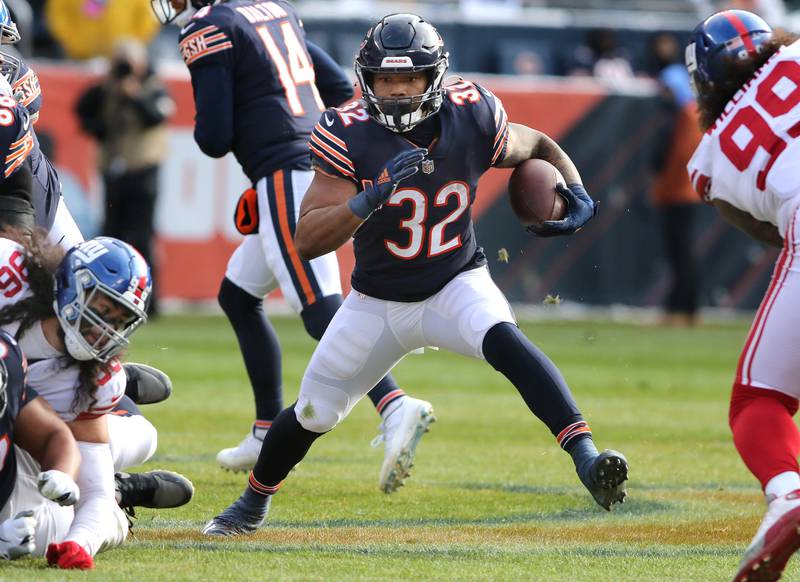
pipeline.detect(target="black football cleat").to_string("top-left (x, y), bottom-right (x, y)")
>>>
top-left (115, 470), bottom-right (194, 510)
top-left (202, 495), bottom-right (271, 537)
top-left (579, 449), bottom-right (628, 511)
top-left (124, 363), bottom-right (172, 405)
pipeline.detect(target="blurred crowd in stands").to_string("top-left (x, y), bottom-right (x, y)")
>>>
top-left (1, 0), bottom-right (795, 61)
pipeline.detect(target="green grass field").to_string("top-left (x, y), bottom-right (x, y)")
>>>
top-left (4, 314), bottom-right (796, 581)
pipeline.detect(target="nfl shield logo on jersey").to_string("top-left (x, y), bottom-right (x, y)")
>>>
top-left (421, 159), bottom-right (435, 174)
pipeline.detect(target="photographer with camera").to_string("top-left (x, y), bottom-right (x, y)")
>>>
top-left (75, 38), bottom-right (174, 316)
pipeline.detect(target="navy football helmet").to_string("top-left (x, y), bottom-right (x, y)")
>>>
top-left (150, 0), bottom-right (219, 26)
top-left (686, 9), bottom-right (772, 96)
top-left (355, 14), bottom-right (449, 133)
top-left (54, 238), bottom-right (151, 363)
top-left (0, 1), bottom-right (19, 44)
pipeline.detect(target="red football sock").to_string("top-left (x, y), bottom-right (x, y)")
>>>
top-left (730, 383), bottom-right (800, 491)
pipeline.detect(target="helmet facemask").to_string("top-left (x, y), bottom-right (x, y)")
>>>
top-left (56, 268), bottom-right (147, 363)
top-left (0, 51), bottom-right (20, 87)
top-left (356, 57), bottom-right (448, 133)
top-left (0, 22), bottom-right (18, 44)
top-left (150, 0), bottom-right (216, 26)
top-left (0, 1), bottom-right (18, 44)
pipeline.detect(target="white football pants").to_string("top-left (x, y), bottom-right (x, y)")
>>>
top-left (46, 196), bottom-right (84, 251)
top-left (294, 266), bottom-right (516, 433)
top-left (0, 447), bottom-right (73, 556)
top-left (225, 169), bottom-right (342, 312)
top-left (736, 202), bottom-right (800, 398)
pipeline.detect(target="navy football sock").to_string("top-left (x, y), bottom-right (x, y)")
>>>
top-left (366, 376), bottom-right (405, 412)
top-left (251, 405), bottom-right (324, 489)
top-left (482, 322), bottom-right (591, 454)
top-left (218, 277), bottom-right (283, 421)
top-left (569, 434), bottom-right (600, 483)
top-left (300, 294), bottom-right (405, 413)
top-left (300, 294), bottom-right (343, 340)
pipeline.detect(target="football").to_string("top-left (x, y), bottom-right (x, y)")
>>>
top-left (508, 159), bottom-right (567, 228)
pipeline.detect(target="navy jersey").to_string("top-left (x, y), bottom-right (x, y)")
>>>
top-left (0, 96), bottom-right (34, 184)
top-left (25, 140), bottom-right (59, 231)
top-left (0, 55), bottom-right (58, 231)
top-left (17, 58), bottom-right (59, 231)
top-left (311, 81), bottom-right (510, 302)
top-left (0, 330), bottom-right (36, 509)
top-left (0, 53), bottom-right (43, 125)
top-left (179, 0), bottom-right (328, 183)
top-left (0, 89), bottom-right (57, 231)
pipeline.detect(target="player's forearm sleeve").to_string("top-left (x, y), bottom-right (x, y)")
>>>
top-left (65, 442), bottom-right (128, 557)
top-left (307, 41), bottom-right (354, 108)
top-left (191, 64), bottom-right (234, 158)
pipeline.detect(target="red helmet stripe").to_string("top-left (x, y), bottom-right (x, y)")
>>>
top-left (134, 275), bottom-right (147, 299)
top-left (723, 10), bottom-right (758, 56)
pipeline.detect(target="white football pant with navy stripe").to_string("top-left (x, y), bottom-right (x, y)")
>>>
top-left (225, 168), bottom-right (342, 312)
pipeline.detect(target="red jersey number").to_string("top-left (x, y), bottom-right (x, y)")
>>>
top-left (0, 250), bottom-right (27, 298)
top-left (719, 61), bottom-right (800, 190)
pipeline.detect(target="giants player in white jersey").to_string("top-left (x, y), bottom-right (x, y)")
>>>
top-left (0, 235), bottom-right (193, 569)
top-left (687, 10), bottom-right (800, 581)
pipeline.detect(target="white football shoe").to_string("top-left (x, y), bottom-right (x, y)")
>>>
top-left (372, 397), bottom-right (435, 494)
top-left (733, 489), bottom-right (800, 582)
top-left (216, 432), bottom-right (263, 473)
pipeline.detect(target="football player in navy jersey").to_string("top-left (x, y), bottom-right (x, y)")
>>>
top-left (0, 329), bottom-right (81, 561)
top-left (203, 13), bottom-right (629, 537)
top-left (0, 87), bottom-right (38, 231)
top-left (152, 0), bottom-right (435, 487)
top-left (0, 0), bottom-right (84, 249)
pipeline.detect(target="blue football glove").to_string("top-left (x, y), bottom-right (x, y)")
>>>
top-left (347, 148), bottom-right (428, 219)
top-left (527, 183), bottom-right (599, 237)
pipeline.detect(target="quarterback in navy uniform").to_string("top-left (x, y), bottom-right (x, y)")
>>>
top-left (0, 0), bottom-right (84, 248)
top-left (152, 0), bottom-right (435, 488)
top-left (0, 329), bottom-right (81, 561)
top-left (203, 14), bottom-right (629, 536)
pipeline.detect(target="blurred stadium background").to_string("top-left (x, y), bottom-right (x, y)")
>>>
top-left (6, 3), bottom-right (800, 580)
top-left (13, 0), bottom-right (798, 316)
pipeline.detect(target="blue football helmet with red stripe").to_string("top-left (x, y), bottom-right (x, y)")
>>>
top-left (0, 1), bottom-right (18, 44)
top-left (686, 9), bottom-right (772, 95)
top-left (54, 237), bottom-right (151, 363)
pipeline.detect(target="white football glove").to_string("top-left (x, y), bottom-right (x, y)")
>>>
top-left (0, 511), bottom-right (36, 560)
top-left (37, 470), bottom-right (79, 506)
